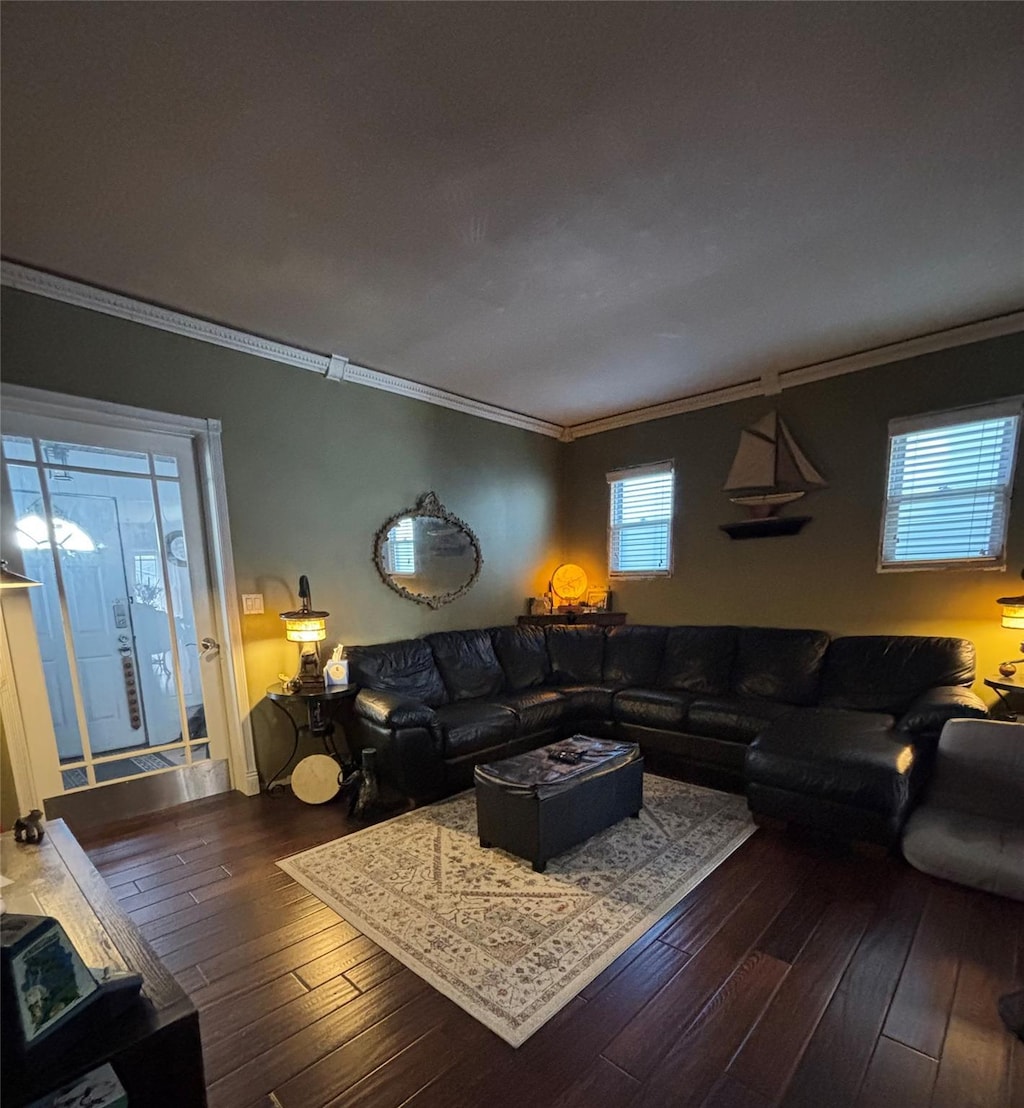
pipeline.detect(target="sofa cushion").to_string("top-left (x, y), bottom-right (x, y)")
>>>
top-left (732, 627), bottom-right (830, 706)
top-left (426, 629), bottom-right (505, 702)
top-left (491, 625), bottom-right (550, 689)
top-left (820, 635), bottom-right (976, 714)
top-left (346, 638), bottom-right (448, 707)
top-left (613, 688), bottom-right (692, 729)
top-left (687, 696), bottom-right (794, 743)
top-left (658, 626), bottom-right (737, 695)
top-left (746, 708), bottom-right (912, 815)
top-left (494, 689), bottom-right (568, 732)
top-left (558, 685), bottom-right (617, 719)
top-left (434, 701), bottom-right (518, 758)
top-left (603, 625), bottom-right (668, 686)
top-left (547, 625), bottom-right (605, 685)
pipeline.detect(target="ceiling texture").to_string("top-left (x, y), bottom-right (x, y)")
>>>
top-left (2, 2), bottom-right (1022, 430)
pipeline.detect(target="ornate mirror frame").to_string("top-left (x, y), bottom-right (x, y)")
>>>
top-left (372, 491), bottom-right (483, 609)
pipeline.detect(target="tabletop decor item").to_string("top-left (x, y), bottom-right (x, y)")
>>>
top-left (549, 562), bottom-right (588, 610)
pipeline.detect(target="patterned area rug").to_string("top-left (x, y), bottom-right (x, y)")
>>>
top-left (278, 774), bottom-right (755, 1046)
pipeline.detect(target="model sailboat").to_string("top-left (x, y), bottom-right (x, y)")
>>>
top-left (720, 411), bottom-right (827, 539)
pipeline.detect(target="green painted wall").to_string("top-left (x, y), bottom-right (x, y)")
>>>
top-left (0, 288), bottom-right (563, 781)
top-left (561, 331), bottom-right (1024, 700)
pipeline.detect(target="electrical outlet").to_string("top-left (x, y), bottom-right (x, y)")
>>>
top-left (241, 594), bottom-right (264, 615)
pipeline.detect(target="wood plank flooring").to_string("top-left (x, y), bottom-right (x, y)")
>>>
top-left (75, 786), bottom-right (1023, 1108)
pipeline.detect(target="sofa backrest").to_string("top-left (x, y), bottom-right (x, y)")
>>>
top-left (731, 627), bottom-right (831, 705)
top-left (426, 629), bottom-right (505, 702)
top-left (491, 625), bottom-right (550, 689)
top-left (603, 625), bottom-right (668, 686)
top-left (546, 624), bottom-right (605, 685)
top-left (820, 635), bottom-right (975, 713)
top-left (345, 638), bottom-right (449, 707)
top-left (658, 626), bottom-right (737, 694)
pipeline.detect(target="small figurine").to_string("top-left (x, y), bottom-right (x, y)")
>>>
top-left (14, 809), bottom-right (45, 844)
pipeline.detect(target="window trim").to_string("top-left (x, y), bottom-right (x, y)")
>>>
top-left (607, 460), bottom-right (675, 579)
top-left (877, 397), bottom-right (1022, 573)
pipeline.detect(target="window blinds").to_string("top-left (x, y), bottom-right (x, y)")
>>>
top-left (608, 464), bottom-right (674, 574)
top-left (880, 405), bottom-right (1021, 569)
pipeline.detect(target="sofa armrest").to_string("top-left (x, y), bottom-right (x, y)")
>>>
top-left (355, 689), bottom-right (437, 729)
top-left (897, 686), bottom-right (988, 734)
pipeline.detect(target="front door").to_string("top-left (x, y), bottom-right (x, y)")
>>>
top-left (2, 413), bottom-right (232, 801)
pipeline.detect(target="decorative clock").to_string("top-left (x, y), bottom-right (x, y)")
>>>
top-left (550, 563), bottom-right (588, 606)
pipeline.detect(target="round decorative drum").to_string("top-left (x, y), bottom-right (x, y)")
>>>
top-left (290, 754), bottom-right (342, 804)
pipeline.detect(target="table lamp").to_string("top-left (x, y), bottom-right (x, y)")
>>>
top-left (997, 579), bottom-right (1024, 677)
top-left (280, 575), bottom-right (329, 691)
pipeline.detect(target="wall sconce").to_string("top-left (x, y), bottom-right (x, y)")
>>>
top-left (280, 575), bottom-right (329, 691)
top-left (997, 587), bottom-right (1024, 678)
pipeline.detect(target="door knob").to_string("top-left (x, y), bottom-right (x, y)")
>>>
top-left (198, 637), bottom-right (220, 659)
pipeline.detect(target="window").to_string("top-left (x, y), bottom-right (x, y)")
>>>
top-left (879, 399), bottom-right (1021, 571)
top-left (608, 461), bottom-right (674, 575)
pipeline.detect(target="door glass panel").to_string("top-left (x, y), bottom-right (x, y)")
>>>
top-left (6, 463), bottom-right (86, 762)
top-left (158, 479), bottom-right (208, 740)
top-left (154, 455), bottom-right (179, 477)
top-left (61, 767), bottom-right (90, 790)
top-left (2, 436), bottom-right (36, 461)
top-left (94, 751), bottom-right (180, 784)
top-left (39, 440), bottom-right (150, 475)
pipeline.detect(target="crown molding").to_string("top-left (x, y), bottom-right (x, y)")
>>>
top-left (4, 261), bottom-right (1021, 444)
top-left (336, 361), bottom-right (563, 437)
top-left (564, 308), bottom-right (1024, 440)
top-left (0, 261), bottom-right (563, 440)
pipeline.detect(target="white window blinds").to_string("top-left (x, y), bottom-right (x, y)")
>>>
top-left (386, 517), bottom-right (416, 575)
top-left (607, 462), bottom-right (674, 575)
top-left (879, 400), bottom-right (1021, 570)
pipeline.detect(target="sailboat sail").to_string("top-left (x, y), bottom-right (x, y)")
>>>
top-left (723, 411), bottom-right (826, 510)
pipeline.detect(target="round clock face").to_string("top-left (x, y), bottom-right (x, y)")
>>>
top-left (551, 562), bottom-right (588, 602)
top-left (166, 530), bottom-right (188, 567)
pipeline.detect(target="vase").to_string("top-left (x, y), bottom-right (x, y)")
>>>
top-left (352, 747), bottom-right (379, 818)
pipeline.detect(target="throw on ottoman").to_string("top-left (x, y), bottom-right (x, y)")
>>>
top-left (474, 736), bottom-right (643, 871)
top-left (745, 708), bottom-right (923, 847)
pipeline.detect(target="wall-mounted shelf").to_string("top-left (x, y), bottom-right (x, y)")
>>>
top-left (719, 517), bottom-right (811, 540)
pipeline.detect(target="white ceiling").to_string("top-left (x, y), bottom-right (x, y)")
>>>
top-left (2, 3), bottom-right (1022, 427)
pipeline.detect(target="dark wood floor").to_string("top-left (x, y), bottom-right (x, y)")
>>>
top-left (76, 786), bottom-right (1023, 1108)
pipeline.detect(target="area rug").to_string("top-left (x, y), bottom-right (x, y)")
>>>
top-left (277, 774), bottom-right (755, 1046)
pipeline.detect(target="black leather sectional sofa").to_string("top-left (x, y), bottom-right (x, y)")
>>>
top-left (345, 623), bottom-right (988, 845)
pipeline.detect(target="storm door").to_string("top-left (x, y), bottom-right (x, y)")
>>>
top-left (1, 414), bottom-right (231, 802)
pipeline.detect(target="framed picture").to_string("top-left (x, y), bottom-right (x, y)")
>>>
top-left (586, 588), bottom-right (610, 611)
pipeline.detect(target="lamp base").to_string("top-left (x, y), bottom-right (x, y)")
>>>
top-left (293, 649), bottom-right (325, 692)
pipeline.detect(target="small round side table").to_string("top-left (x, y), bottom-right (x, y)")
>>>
top-left (983, 674), bottom-right (1023, 721)
top-left (263, 682), bottom-right (358, 797)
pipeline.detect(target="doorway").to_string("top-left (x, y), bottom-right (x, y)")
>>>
top-left (1, 388), bottom-right (256, 826)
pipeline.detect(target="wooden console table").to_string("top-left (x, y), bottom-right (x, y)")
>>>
top-left (517, 612), bottom-right (626, 627)
top-left (1, 820), bottom-right (207, 1107)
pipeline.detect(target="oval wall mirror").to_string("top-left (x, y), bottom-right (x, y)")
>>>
top-left (373, 492), bottom-right (483, 609)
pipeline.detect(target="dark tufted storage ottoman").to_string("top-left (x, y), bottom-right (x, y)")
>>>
top-left (745, 708), bottom-right (925, 847)
top-left (474, 736), bottom-right (643, 871)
